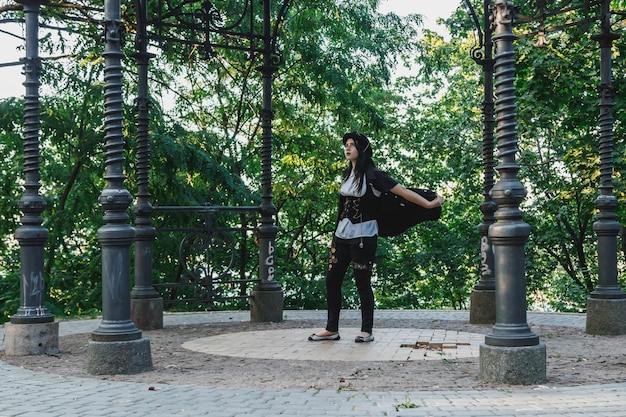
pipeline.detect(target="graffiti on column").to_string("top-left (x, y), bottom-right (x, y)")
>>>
top-left (480, 236), bottom-right (492, 276)
top-left (104, 253), bottom-right (123, 301)
top-left (265, 240), bottom-right (275, 281)
top-left (24, 271), bottom-right (44, 300)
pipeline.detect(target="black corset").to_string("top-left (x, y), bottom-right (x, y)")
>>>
top-left (339, 192), bottom-right (378, 224)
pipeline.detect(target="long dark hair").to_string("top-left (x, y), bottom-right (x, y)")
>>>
top-left (342, 137), bottom-right (375, 192)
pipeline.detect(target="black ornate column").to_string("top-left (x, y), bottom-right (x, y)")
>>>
top-left (130, 0), bottom-right (164, 330)
top-left (250, 0), bottom-right (284, 323)
top-left (586, 0), bottom-right (626, 335)
top-left (479, 0), bottom-right (545, 385)
top-left (86, 0), bottom-right (153, 374)
top-left (468, 0), bottom-right (497, 325)
top-left (4, 0), bottom-right (59, 356)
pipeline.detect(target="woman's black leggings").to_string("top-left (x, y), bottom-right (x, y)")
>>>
top-left (324, 236), bottom-right (377, 334)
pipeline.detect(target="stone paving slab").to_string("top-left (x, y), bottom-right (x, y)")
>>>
top-left (1, 360), bottom-right (625, 416)
top-left (1, 309), bottom-right (623, 417)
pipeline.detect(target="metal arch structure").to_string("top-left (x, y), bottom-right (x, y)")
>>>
top-left (128, 0), bottom-right (292, 327)
top-left (586, 0), bottom-right (626, 335)
top-left (463, 0), bottom-right (625, 384)
top-left (2, 0), bottom-right (60, 357)
top-left (95, 0), bottom-right (293, 371)
top-left (466, 0), bottom-right (497, 326)
top-left (148, 0), bottom-right (290, 62)
top-left (3, 0), bottom-right (292, 372)
top-left (3, 0), bottom-right (624, 377)
top-left (464, 0), bottom-right (622, 327)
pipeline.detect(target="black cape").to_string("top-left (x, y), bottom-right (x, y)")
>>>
top-left (377, 188), bottom-right (441, 237)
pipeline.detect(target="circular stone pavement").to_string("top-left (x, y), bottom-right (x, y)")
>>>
top-left (182, 327), bottom-right (484, 361)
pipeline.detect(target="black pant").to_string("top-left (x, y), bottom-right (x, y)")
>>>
top-left (325, 236), bottom-right (377, 334)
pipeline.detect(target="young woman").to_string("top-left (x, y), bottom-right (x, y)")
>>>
top-left (309, 131), bottom-right (444, 343)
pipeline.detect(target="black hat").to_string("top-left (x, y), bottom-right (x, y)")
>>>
top-left (342, 131), bottom-right (372, 157)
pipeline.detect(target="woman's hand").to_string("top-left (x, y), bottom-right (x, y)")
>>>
top-left (429, 194), bottom-right (444, 208)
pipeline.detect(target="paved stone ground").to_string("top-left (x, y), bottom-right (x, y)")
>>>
top-left (1, 309), bottom-right (625, 416)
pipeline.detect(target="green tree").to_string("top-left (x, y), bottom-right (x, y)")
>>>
top-left (5, 0), bottom-right (622, 322)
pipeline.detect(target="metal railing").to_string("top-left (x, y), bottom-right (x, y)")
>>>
top-left (152, 205), bottom-right (260, 310)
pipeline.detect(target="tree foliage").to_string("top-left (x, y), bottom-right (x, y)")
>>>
top-left (1, 0), bottom-right (625, 323)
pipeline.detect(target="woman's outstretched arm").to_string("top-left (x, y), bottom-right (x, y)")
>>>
top-left (389, 184), bottom-right (444, 209)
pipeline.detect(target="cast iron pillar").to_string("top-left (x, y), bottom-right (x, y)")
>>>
top-left (4, 0), bottom-right (59, 356)
top-left (130, 0), bottom-right (164, 331)
top-left (86, 0), bottom-right (153, 374)
top-left (469, 0), bottom-right (497, 325)
top-left (586, 0), bottom-right (626, 335)
top-left (479, 0), bottom-right (546, 385)
top-left (250, 0), bottom-right (284, 323)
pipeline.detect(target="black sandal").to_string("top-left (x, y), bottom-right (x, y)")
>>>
top-left (354, 333), bottom-right (374, 343)
top-left (308, 332), bottom-right (340, 341)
